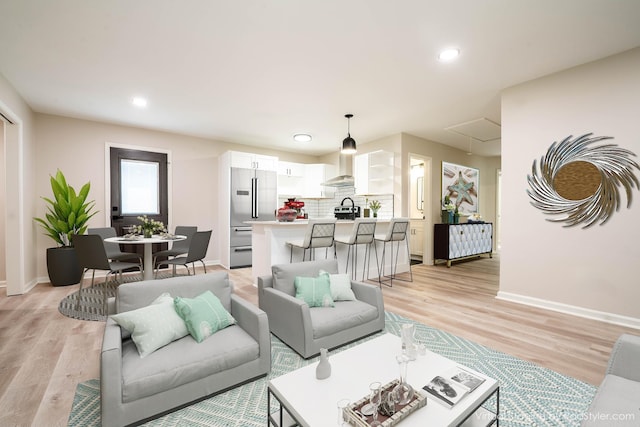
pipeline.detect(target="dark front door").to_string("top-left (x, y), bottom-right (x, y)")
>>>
top-left (110, 147), bottom-right (169, 259)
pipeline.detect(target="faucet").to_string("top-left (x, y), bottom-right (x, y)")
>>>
top-left (341, 197), bottom-right (355, 220)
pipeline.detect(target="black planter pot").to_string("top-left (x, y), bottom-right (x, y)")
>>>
top-left (46, 247), bottom-right (83, 286)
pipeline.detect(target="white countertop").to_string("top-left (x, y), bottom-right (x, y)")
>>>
top-left (245, 218), bottom-right (391, 225)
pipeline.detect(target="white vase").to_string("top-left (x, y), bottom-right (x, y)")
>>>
top-left (316, 348), bottom-right (331, 380)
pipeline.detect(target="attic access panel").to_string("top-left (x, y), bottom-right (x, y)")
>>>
top-left (445, 118), bottom-right (501, 142)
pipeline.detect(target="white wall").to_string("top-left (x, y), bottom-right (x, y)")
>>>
top-left (500, 47), bottom-right (640, 325)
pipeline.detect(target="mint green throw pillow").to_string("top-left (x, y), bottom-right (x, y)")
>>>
top-left (111, 293), bottom-right (189, 358)
top-left (174, 291), bottom-right (236, 343)
top-left (294, 273), bottom-right (334, 307)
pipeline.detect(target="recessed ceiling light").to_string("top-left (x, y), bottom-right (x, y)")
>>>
top-left (293, 133), bottom-right (312, 142)
top-left (438, 48), bottom-right (460, 62)
top-left (131, 96), bottom-right (148, 108)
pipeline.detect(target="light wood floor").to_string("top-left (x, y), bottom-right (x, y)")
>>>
top-left (1, 256), bottom-right (637, 427)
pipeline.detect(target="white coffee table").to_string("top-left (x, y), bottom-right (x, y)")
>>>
top-left (268, 333), bottom-right (499, 427)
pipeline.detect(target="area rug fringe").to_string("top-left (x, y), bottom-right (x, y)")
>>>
top-left (68, 312), bottom-right (596, 427)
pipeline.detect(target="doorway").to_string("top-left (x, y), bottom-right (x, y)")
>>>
top-left (109, 146), bottom-right (169, 259)
top-left (408, 153), bottom-right (432, 265)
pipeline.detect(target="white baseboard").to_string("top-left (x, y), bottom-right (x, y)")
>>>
top-left (496, 291), bottom-right (640, 330)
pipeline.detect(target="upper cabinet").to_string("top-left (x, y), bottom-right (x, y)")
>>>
top-left (354, 150), bottom-right (394, 195)
top-left (304, 164), bottom-right (336, 198)
top-left (277, 161), bottom-right (336, 198)
top-left (229, 151), bottom-right (278, 171)
top-left (278, 161), bottom-right (305, 177)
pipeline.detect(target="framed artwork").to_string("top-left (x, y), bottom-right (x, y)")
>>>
top-left (442, 161), bottom-right (479, 214)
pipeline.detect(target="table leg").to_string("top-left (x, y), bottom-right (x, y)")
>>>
top-left (143, 243), bottom-right (154, 280)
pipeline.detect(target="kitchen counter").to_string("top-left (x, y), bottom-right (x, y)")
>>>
top-left (246, 218), bottom-right (409, 283)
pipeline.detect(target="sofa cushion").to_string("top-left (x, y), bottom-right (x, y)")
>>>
top-left (272, 259), bottom-right (339, 296)
top-left (174, 291), bottom-right (236, 343)
top-left (294, 273), bottom-right (334, 307)
top-left (310, 300), bottom-right (378, 339)
top-left (583, 374), bottom-right (640, 426)
top-left (121, 324), bottom-right (259, 403)
top-left (111, 293), bottom-right (189, 358)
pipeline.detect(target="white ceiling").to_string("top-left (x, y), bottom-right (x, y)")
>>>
top-left (1, 1), bottom-right (639, 157)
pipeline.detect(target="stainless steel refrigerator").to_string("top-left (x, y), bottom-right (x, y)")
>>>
top-left (229, 167), bottom-right (277, 268)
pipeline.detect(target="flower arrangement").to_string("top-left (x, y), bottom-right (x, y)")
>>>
top-left (136, 215), bottom-right (166, 238)
top-left (442, 195), bottom-right (455, 212)
top-left (369, 200), bottom-right (381, 217)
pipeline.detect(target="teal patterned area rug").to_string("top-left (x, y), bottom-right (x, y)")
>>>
top-left (68, 312), bottom-right (596, 427)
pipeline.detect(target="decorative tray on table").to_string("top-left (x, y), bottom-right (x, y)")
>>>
top-left (344, 379), bottom-right (427, 427)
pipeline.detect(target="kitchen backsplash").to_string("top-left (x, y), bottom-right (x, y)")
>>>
top-left (278, 186), bottom-right (394, 219)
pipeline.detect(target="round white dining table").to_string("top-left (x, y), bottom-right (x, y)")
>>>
top-left (104, 235), bottom-right (187, 281)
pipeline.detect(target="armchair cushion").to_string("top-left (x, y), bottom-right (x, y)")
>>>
top-left (174, 291), bottom-right (236, 343)
top-left (310, 300), bottom-right (379, 339)
top-left (294, 273), bottom-right (334, 307)
top-left (111, 293), bottom-right (188, 358)
top-left (320, 269), bottom-right (356, 301)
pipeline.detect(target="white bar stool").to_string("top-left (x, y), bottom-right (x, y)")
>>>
top-left (286, 219), bottom-right (337, 262)
top-left (374, 217), bottom-right (413, 287)
top-left (335, 218), bottom-right (379, 281)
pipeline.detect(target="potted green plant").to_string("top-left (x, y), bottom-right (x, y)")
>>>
top-left (34, 170), bottom-right (98, 286)
top-left (369, 200), bottom-right (381, 218)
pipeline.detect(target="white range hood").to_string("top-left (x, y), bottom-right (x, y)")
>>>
top-left (322, 153), bottom-right (354, 187)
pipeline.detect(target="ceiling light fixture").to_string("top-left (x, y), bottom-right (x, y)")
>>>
top-left (438, 48), bottom-right (460, 62)
top-left (131, 96), bottom-right (148, 108)
top-left (293, 133), bottom-right (312, 142)
top-left (341, 114), bottom-right (357, 154)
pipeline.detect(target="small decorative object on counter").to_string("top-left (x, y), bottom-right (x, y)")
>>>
top-left (285, 198), bottom-right (305, 219)
top-left (316, 348), bottom-right (331, 379)
top-left (453, 208), bottom-right (460, 224)
top-left (276, 204), bottom-right (297, 222)
top-left (369, 200), bottom-right (381, 218)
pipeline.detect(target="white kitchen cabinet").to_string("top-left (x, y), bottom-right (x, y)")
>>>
top-left (278, 161), bottom-right (305, 177)
top-left (409, 220), bottom-right (424, 257)
top-left (229, 151), bottom-right (278, 171)
top-left (278, 161), bottom-right (305, 196)
top-left (303, 164), bottom-right (336, 198)
top-left (354, 150), bottom-right (394, 195)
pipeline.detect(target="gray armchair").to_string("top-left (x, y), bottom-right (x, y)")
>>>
top-left (258, 259), bottom-right (385, 359)
top-left (582, 333), bottom-right (640, 426)
top-left (101, 272), bottom-right (270, 427)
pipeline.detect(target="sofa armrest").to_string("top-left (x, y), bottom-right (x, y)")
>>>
top-left (260, 287), bottom-right (312, 356)
top-left (231, 294), bottom-right (269, 344)
top-left (257, 275), bottom-right (274, 311)
top-left (101, 318), bottom-right (124, 425)
top-left (231, 294), bottom-right (271, 372)
top-left (607, 333), bottom-right (640, 381)
top-left (351, 280), bottom-right (385, 312)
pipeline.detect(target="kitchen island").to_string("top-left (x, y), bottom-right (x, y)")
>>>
top-left (246, 219), bottom-right (410, 284)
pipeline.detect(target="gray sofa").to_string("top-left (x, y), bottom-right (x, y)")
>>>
top-left (101, 272), bottom-right (271, 427)
top-left (258, 259), bottom-right (385, 358)
top-left (582, 333), bottom-right (640, 426)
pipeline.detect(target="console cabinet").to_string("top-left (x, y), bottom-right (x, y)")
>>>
top-left (434, 223), bottom-right (493, 267)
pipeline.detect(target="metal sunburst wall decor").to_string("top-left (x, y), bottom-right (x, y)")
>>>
top-left (527, 133), bottom-right (640, 228)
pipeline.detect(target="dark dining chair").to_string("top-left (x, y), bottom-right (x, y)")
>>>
top-left (155, 230), bottom-right (212, 277)
top-left (88, 227), bottom-right (142, 265)
top-left (152, 225), bottom-right (197, 267)
top-left (72, 234), bottom-right (142, 314)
